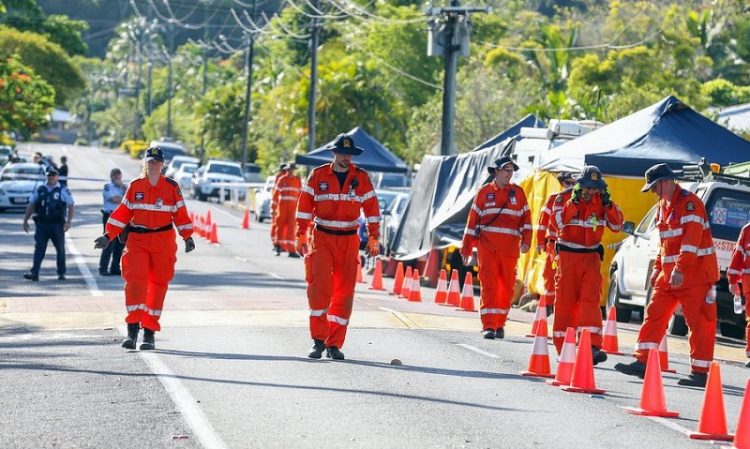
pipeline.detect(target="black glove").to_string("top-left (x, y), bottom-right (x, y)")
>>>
top-left (570, 184), bottom-right (582, 204)
top-left (184, 237), bottom-right (196, 253)
top-left (600, 186), bottom-right (612, 207)
top-left (94, 234), bottom-right (109, 249)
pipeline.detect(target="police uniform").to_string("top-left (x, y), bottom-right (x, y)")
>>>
top-left (99, 174), bottom-right (127, 275)
top-left (27, 174), bottom-right (75, 279)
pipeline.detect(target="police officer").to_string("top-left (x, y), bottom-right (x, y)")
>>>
top-left (99, 168), bottom-right (127, 276)
top-left (58, 156), bottom-right (69, 187)
top-left (22, 167), bottom-right (75, 281)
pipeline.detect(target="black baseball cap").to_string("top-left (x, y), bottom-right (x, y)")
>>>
top-left (487, 156), bottom-right (519, 175)
top-left (328, 133), bottom-right (364, 156)
top-left (641, 163), bottom-right (677, 192)
top-left (144, 146), bottom-right (165, 162)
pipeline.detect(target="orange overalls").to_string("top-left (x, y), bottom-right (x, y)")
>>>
top-left (105, 176), bottom-right (193, 332)
top-left (273, 173), bottom-right (302, 253)
top-left (536, 188), bottom-right (572, 308)
top-left (553, 194), bottom-right (623, 353)
top-left (635, 187), bottom-right (719, 373)
top-left (728, 223), bottom-right (750, 357)
top-left (296, 163), bottom-right (380, 349)
top-left (270, 171), bottom-right (286, 248)
top-left (461, 181), bottom-right (532, 331)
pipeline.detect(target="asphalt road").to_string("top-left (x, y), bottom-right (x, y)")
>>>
top-left (0, 143), bottom-right (748, 449)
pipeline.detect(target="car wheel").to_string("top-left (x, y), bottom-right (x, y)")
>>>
top-left (608, 273), bottom-right (632, 323)
top-left (198, 192), bottom-right (207, 202)
top-left (668, 313), bottom-right (689, 337)
top-left (258, 217), bottom-right (264, 223)
top-left (719, 321), bottom-right (745, 339)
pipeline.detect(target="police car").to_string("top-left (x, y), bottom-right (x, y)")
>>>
top-left (0, 162), bottom-right (45, 211)
top-left (609, 161), bottom-right (750, 338)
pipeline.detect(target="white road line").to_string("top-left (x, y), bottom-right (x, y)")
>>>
top-left (455, 343), bottom-right (504, 359)
top-left (65, 235), bottom-right (102, 297)
top-left (378, 307), bottom-right (418, 329)
top-left (211, 206), bottom-right (239, 221)
top-left (645, 415), bottom-right (692, 436)
top-left (266, 271), bottom-right (283, 280)
top-left (136, 347), bottom-right (229, 449)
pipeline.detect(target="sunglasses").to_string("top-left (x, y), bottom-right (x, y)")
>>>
top-left (47, 173), bottom-right (58, 177)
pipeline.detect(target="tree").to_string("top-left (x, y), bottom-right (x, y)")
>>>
top-left (2, 1), bottom-right (89, 55)
top-left (0, 53), bottom-right (55, 138)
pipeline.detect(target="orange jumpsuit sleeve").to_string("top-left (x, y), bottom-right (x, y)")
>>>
top-left (560, 198), bottom-right (581, 226)
top-left (461, 189), bottom-right (483, 257)
top-left (172, 182), bottom-right (193, 240)
top-left (674, 199), bottom-right (708, 274)
top-left (359, 173), bottom-right (381, 239)
top-left (296, 172), bottom-right (316, 237)
top-left (604, 201), bottom-right (624, 232)
top-left (536, 194), bottom-right (554, 243)
top-left (728, 224), bottom-right (750, 284)
top-left (519, 189), bottom-right (532, 247)
top-left (105, 183), bottom-right (136, 240)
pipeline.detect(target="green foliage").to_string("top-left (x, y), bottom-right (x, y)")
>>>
top-left (2, 1), bottom-right (89, 56)
top-left (701, 79), bottom-right (750, 107)
top-left (0, 53), bottom-right (55, 138)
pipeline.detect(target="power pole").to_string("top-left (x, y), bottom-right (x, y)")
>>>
top-left (426, 1), bottom-right (488, 155)
top-left (133, 22), bottom-right (144, 140)
top-left (166, 22), bottom-right (174, 138)
top-left (240, 0), bottom-right (257, 169)
top-left (199, 0), bottom-right (210, 159)
top-left (307, 0), bottom-right (320, 152)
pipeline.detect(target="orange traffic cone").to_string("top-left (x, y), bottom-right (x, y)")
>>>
top-left (400, 267), bottom-right (413, 299)
top-left (526, 300), bottom-right (548, 338)
top-left (357, 258), bottom-right (365, 284)
top-left (241, 209), bottom-right (250, 229)
top-left (602, 306), bottom-right (623, 355)
top-left (408, 269), bottom-right (422, 302)
top-left (206, 209), bottom-right (212, 226)
top-left (625, 349), bottom-right (679, 417)
top-left (548, 327), bottom-right (577, 387)
top-left (733, 379), bottom-right (750, 449)
top-left (369, 259), bottom-right (386, 291)
top-left (689, 362), bottom-right (733, 440)
top-left (210, 223), bottom-right (219, 244)
top-left (521, 316), bottom-right (554, 378)
top-left (561, 330), bottom-right (605, 394)
top-left (391, 262), bottom-right (404, 296)
top-left (659, 335), bottom-right (677, 373)
top-left (458, 272), bottom-right (476, 312)
top-left (433, 269), bottom-right (448, 304)
top-left (446, 269), bottom-right (460, 307)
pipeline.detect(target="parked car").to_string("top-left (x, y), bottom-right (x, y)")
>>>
top-left (253, 176), bottom-right (275, 223)
top-left (243, 163), bottom-right (264, 183)
top-left (0, 145), bottom-right (14, 167)
top-left (609, 164), bottom-right (750, 338)
top-left (174, 163), bottom-right (198, 191)
top-left (147, 139), bottom-right (187, 163)
top-left (0, 162), bottom-right (45, 182)
top-left (165, 155), bottom-right (200, 178)
top-left (192, 160), bottom-right (246, 202)
top-left (357, 189), bottom-right (405, 249)
top-left (0, 163), bottom-right (45, 211)
top-left (384, 191), bottom-right (409, 251)
top-left (373, 172), bottom-right (411, 190)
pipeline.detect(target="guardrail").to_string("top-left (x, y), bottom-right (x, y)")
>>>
top-left (213, 181), bottom-right (266, 211)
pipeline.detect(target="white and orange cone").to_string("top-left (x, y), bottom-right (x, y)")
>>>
top-left (521, 316), bottom-right (554, 378)
top-left (659, 335), bottom-right (676, 373)
top-left (458, 272), bottom-right (476, 312)
top-left (446, 269), bottom-right (461, 307)
top-left (527, 300), bottom-right (548, 338)
top-left (400, 266), bottom-right (413, 299)
top-left (433, 269), bottom-right (448, 304)
top-left (547, 327), bottom-right (576, 387)
top-left (602, 306), bottom-right (623, 355)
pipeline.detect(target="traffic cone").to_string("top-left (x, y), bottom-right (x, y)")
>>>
top-left (210, 223), bottom-right (219, 244)
top-left (547, 327), bottom-right (576, 387)
top-left (689, 362), bottom-right (733, 441)
top-left (659, 335), bottom-right (677, 373)
top-left (400, 267), bottom-right (413, 299)
top-left (391, 261), bottom-right (404, 296)
top-left (561, 330), bottom-right (606, 394)
top-left (526, 299), bottom-right (548, 338)
top-left (206, 209), bottom-right (212, 226)
top-left (433, 269), bottom-right (448, 304)
top-left (446, 269), bottom-right (460, 307)
top-left (521, 316), bottom-right (554, 378)
top-left (602, 306), bottom-right (623, 355)
top-left (369, 259), bottom-right (386, 291)
top-left (241, 209), bottom-right (250, 229)
top-left (198, 216), bottom-right (205, 238)
top-left (408, 269), bottom-right (422, 302)
top-left (732, 379), bottom-right (750, 449)
top-left (458, 272), bottom-right (476, 312)
top-left (625, 349), bottom-right (679, 417)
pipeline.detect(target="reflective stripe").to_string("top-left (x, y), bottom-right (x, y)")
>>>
top-left (521, 224), bottom-right (533, 231)
top-left (554, 211), bottom-right (564, 229)
top-left (727, 268), bottom-right (741, 275)
top-left (660, 229), bottom-right (683, 238)
top-left (296, 212), bottom-right (313, 220)
top-left (681, 245), bottom-right (699, 253)
top-left (465, 228), bottom-right (477, 237)
top-left (541, 207), bottom-right (551, 215)
top-left (662, 255), bottom-right (678, 264)
top-left (577, 326), bottom-right (601, 335)
top-left (313, 217), bottom-right (359, 229)
top-left (175, 200), bottom-right (185, 208)
top-left (480, 308), bottom-right (509, 315)
top-left (107, 217), bottom-right (127, 228)
top-left (362, 190), bottom-right (376, 201)
top-left (663, 246), bottom-right (715, 263)
top-left (128, 202), bottom-right (179, 213)
top-left (609, 223), bottom-right (622, 231)
top-left (637, 342), bottom-right (659, 350)
top-left (279, 187), bottom-right (300, 192)
top-left (328, 315), bottom-right (349, 325)
top-left (302, 185), bottom-right (315, 195)
top-left (366, 216), bottom-right (381, 224)
top-left (126, 303), bottom-right (161, 316)
top-left (680, 215), bottom-right (706, 226)
top-left (479, 208), bottom-right (525, 218)
top-left (310, 308), bottom-right (328, 317)
top-left (557, 239), bottom-right (600, 250)
top-left (537, 225), bottom-right (548, 232)
top-left (481, 226), bottom-right (520, 237)
top-left (737, 246), bottom-right (746, 255)
top-left (690, 358), bottom-right (711, 368)
top-left (553, 331), bottom-right (567, 338)
top-left (176, 223), bottom-right (193, 231)
top-left (279, 195), bottom-right (298, 201)
top-left (567, 219), bottom-right (608, 229)
top-left (472, 205), bottom-right (481, 215)
top-left (314, 193), bottom-right (367, 202)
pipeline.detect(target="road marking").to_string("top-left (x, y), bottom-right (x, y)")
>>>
top-left (266, 271), bottom-right (283, 280)
top-left (65, 235), bottom-right (102, 297)
top-left (647, 415), bottom-right (692, 436)
top-left (211, 206), bottom-right (239, 221)
top-left (455, 343), bottom-right (504, 359)
top-left (378, 307), bottom-right (418, 329)
top-left (135, 342), bottom-right (229, 449)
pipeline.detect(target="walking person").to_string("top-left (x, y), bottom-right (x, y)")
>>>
top-left (273, 162), bottom-right (302, 257)
top-left (270, 163), bottom-right (288, 254)
top-left (728, 222), bottom-right (750, 368)
top-left (22, 166), bottom-right (75, 281)
top-left (615, 163), bottom-right (719, 386)
top-left (296, 133), bottom-right (381, 360)
top-left (58, 156), bottom-right (68, 187)
top-left (461, 156), bottom-right (532, 340)
top-left (94, 147), bottom-right (195, 350)
top-left (99, 168), bottom-right (127, 276)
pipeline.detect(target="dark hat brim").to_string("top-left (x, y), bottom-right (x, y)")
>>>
top-left (330, 145), bottom-right (363, 156)
top-left (577, 178), bottom-right (606, 190)
top-left (640, 175), bottom-right (675, 192)
top-left (487, 161), bottom-right (519, 175)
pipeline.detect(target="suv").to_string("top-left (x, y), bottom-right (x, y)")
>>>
top-left (609, 162), bottom-right (750, 338)
top-left (165, 155), bottom-right (200, 178)
top-left (192, 160), bottom-right (246, 202)
top-left (147, 139), bottom-right (187, 163)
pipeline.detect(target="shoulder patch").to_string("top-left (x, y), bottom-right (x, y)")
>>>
top-left (104, 184), bottom-right (110, 191)
top-left (555, 195), bottom-right (564, 203)
top-left (686, 201), bottom-right (695, 211)
top-left (164, 177), bottom-right (178, 186)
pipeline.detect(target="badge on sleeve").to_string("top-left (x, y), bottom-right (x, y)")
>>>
top-left (135, 192), bottom-right (144, 201)
top-left (320, 182), bottom-right (328, 192)
top-left (486, 192), bottom-right (495, 201)
top-left (686, 201), bottom-right (695, 211)
top-left (555, 195), bottom-right (564, 204)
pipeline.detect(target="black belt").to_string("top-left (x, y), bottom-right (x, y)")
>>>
top-left (315, 225), bottom-right (357, 236)
top-left (127, 224), bottom-right (173, 234)
top-left (556, 243), bottom-right (604, 260)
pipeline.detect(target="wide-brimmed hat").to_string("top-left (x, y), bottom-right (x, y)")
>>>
top-left (575, 165), bottom-right (606, 190)
top-left (556, 171), bottom-right (576, 183)
top-left (641, 163), bottom-right (677, 192)
top-left (486, 156), bottom-right (519, 176)
top-left (328, 133), bottom-right (364, 156)
top-left (144, 146), bottom-right (165, 162)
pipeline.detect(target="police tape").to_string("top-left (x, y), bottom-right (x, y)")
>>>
top-left (1, 174), bottom-right (109, 183)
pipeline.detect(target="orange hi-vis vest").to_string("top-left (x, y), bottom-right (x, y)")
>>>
top-left (654, 187), bottom-right (719, 286)
top-left (557, 194), bottom-right (623, 249)
top-left (728, 223), bottom-right (750, 284)
top-left (105, 176), bottom-right (193, 240)
top-left (296, 163), bottom-right (381, 238)
top-left (536, 187), bottom-right (573, 243)
top-left (274, 173), bottom-right (302, 206)
top-left (461, 181), bottom-right (532, 258)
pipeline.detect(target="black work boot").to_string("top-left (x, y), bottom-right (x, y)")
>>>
top-left (482, 329), bottom-right (495, 340)
top-left (326, 346), bottom-right (345, 360)
top-left (494, 328), bottom-right (505, 339)
top-left (677, 372), bottom-right (708, 387)
top-left (23, 272), bottom-right (39, 281)
top-left (139, 328), bottom-right (155, 350)
top-left (308, 339), bottom-right (325, 359)
top-left (614, 360), bottom-right (646, 378)
top-left (121, 323), bottom-right (140, 349)
top-left (746, 360), bottom-right (750, 368)
top-left (592, 347), bottom-right (608, 366)
top-left (274, 245), bottom-right (281, 256)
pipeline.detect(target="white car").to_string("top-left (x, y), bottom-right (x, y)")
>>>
top-left (0, 163), bottom-right (45, 211)
top-left (165, 155), bottom-right (200, 178)
top-left (0, 162), bottom-right (45, 182)
top-left (253, 176), bottom-right (275, 223)
top-left (173, 162), bottom-right (198, 191)
top-left (192, 160), bottom-right (246, 202)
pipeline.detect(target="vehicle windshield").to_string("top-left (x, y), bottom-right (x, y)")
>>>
top-left (5, 165), bottom-right (42, 175)
top-left (377, 191), bottom-right (397, 211)
top-left (208, 164), bottom-right (242, 177)
top-left (180, 164), bottom-right (197, 174)
top-left (706, 188), bottom-right (750, 241)
top-left (172, 159), bottom-right (194, 170)
top-left (395, 196), bottom-right (408, 214)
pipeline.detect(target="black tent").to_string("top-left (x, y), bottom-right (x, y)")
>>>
top-left (295, 127), bottom-right (408, 173)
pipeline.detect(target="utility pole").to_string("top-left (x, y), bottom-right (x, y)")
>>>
top-left (199, 0), bottom-right (210, 159)
top-left (240, 0), bottom-right (257, 169)
top-left (133, 22), bottom-right (144, 140)
top-left (166, 22), bottom-right (174, 138)
top-left (307, 0), bottom-right (320, 152)
top-left (426, 1), bottom-right (488, 155)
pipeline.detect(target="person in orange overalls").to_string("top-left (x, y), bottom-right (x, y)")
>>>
top-left (729, 223), bottom-right (750, 368)
top-left (553, 166), bottom-right (623, 364)
top-left (270, 163), bottom-right (288, 255)
top-left (461, 156), bottom-right (532, 340)
top-left (273, 163), bottom-right (302, 257)
top-left (615, 163), bottom-right (719, 387)
top-left (535, 172), bottom-right (576, 313)
top-left (296, 133), bottom-right (381, 360)
top-left (94, 147), bottom-right (195, 351)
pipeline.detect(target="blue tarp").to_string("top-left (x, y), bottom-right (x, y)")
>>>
top-left (539, 96), bottom-right (750, 176)
top-left (295, 127), bottom-right (408, 173)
